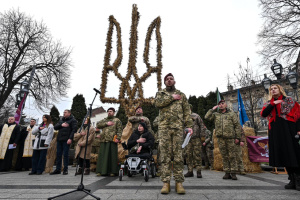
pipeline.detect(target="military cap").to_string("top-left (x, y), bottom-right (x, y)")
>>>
top-left (164, 73), bottom-right (174, 82)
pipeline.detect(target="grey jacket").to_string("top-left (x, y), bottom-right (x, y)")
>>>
top-left (32, 124), bottom-right (54, 150)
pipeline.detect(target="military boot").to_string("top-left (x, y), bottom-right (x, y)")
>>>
top-left (285, 173), bottom-right (296, 189)
top-left (161, 182), bottom-right (170, 194)
top-left (184, 171), bottom-right (194, 177)
top-left (84, 168), bottom-right (90, 175)
top-left (175, 182), bottom-right (185, 194)
top-left (75, 168), bottom-right (82, 175)
top-left (197, 170), bottom-right (202, 178)
top-left (223, 173), bottom-right (232, 179)
top-left (231, 173), bottom-right (238, 180)
top-left (295, 174), bottom-right (300, 191)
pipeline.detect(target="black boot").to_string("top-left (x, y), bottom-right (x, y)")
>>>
top-left (295, 174), bottom-right (300, 191)
top-left (184, 171), bottom-right (194, 177)
top-left (223, 173), bottom-right (232, 179)
top-left (285, 173), bottom-right (296, 189)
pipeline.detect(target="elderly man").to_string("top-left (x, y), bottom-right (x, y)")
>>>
top-left (51, 109), bottom-right (78, 175)
top-left (15, 119), bottom-right (37, 171)
top-left (0, 117), bottom-right (21, 171)
top-left (205, 100), bottom-right (241, 180)
top-left (96, 107), bottom-right (122, 176)
top-left (154, 73), bottom-right (193, 194)
top-left (128, 106), bottom-right (154, 135)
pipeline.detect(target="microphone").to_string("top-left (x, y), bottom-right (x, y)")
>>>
top-left (93, 88), bottom-right (101, 94)
top-left (295, 135), bottom-right (299, 139)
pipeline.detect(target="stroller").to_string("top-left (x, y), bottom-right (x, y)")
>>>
top-left (119, 142), bottom-right (156, 182)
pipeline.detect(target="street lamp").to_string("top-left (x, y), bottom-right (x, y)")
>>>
top-left (286, 69), bottom-right (298, 101)
top-left (15, 93), bottom-right (21, 108)
top-left (271, 59), bottom-right (283, 80)
top-left (20, 78), bottom-right (29, 98)
top-left (262, 74), bottom-right (272, 94)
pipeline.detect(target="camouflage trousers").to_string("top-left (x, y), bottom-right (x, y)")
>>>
top-left (159, 128), bottom-right (184, 183)
top-left (217, 138), bottom-right (238, 173)
top-left (201, 143), bottom-right (214, 167)
top-left (233, 144), bottom-right (244, 172)
top-left (156, 143), bottom-right (161, 174)
top-left (186, 138), bottom-right (202, 172)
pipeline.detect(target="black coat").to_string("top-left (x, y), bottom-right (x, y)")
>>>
top-left (54, 115), bottom-right (78, 142)
top-left (0, 122), bottom-right (21, 144)
top-left (127, 130), bottom-right (154, 154)
top-left (262, 102), bottom-right (300, 167)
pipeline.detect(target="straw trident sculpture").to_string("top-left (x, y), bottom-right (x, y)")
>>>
top-left (100, 4), bottom-right (163, 117)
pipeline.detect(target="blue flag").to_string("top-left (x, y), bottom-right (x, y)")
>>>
top-left (237, 89), bottom-right (249, 126)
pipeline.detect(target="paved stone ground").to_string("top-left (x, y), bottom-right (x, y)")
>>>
top-left (1, 167), bottom-right (300, 200)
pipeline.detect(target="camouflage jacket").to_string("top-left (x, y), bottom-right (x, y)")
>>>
top-left (190, 113), bottom-right (206, 138)
top-left (96, 116), bottom-right (122, 142)
top-left (128, 114), bottom-right (154, 136)
top-left (154, 88), bottom-right (193, 130)
top-left (153, 116), bottom-right (160, 143)
top-left (205, 108), bottom-right (241, 139)
top-left (204, 129), bottom-right (213, 144)
top-left (92, 130), bottom-right (101, 147)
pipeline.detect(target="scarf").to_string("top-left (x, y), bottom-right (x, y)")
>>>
top-left (265, 95), bottom-right (300, 129)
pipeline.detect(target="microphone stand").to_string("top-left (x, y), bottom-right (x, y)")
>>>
top-left (48, 90), bottom-right (100, 200)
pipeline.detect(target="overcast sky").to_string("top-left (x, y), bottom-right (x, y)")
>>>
top-left (1, 0), bottom-right (265, 120)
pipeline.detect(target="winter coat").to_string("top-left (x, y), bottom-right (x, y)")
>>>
top-left (154, 88), bottom-right (193, 130)
top-left (32, 124), bottom-right (54, 150)
top-left (127, 129), bottom-right (154, 154)
top-left (74, 126), bottom-right (95, 159)
top-left (205, 108), bottom-right (241, 139)
top-left (96, 116), bottom-right (122, 142)
top-left (54, 115), bottom-right (78, 142)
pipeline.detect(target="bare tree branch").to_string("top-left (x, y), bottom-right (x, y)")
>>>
top-left (0, 9), bottom-right (72, 112)
top-left (258, 0), bottom-right (300, 74)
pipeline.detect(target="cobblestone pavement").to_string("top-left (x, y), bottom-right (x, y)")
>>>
top-left (1, 167), bottom-right (299, 200)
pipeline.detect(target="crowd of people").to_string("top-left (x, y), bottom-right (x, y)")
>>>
top-left (0, 74), bottom-right (299, 194)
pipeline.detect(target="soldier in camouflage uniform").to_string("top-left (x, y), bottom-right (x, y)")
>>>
top-left (153, 116), bottom-right (161, 177)
top-left (128, 106), bottom-right (154, 135)
top-left (96, 108), bottom-right (122, 176)
top-left (184, 106), bottom-right (206, 178)
top-left (202, 128), bottom-right (214, 170)
top-left (205, 100), bottom-right (241, 180)
top-left (233, 127), bottom-right (246, 175)
top-left (154, 73), bottom-right (193, 194)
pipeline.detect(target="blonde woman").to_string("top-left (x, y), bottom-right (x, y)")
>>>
top-left (29, 115), bottom-right (54, 175)
top-left (261, 84), bottom-right (300, 190)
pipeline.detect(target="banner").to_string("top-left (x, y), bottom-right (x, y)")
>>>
top-left (14, 93), bottom-right (27, 125)
top-left (246, 136), bottom-right (269, 163)
top-left (237, 89), bottom-right (249, 126)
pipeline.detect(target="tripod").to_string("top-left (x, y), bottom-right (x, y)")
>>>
top-left (48, 90), bottom-right (100, 200)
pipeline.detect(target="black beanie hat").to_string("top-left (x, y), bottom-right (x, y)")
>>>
top-left (138, 122), bottom-right (148, 132)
